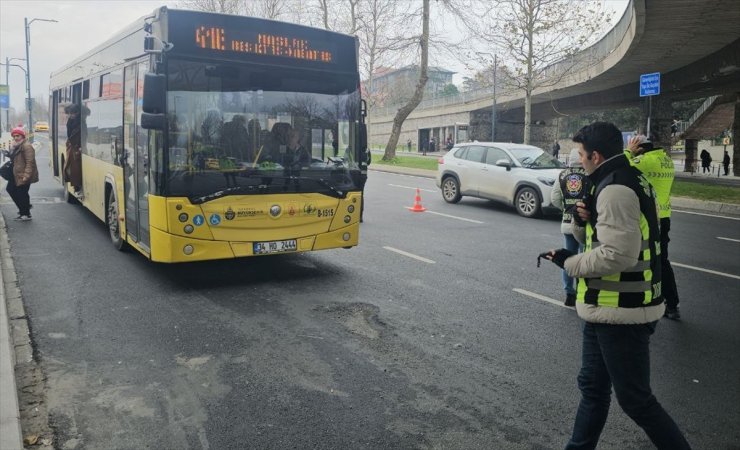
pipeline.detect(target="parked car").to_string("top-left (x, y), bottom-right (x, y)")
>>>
top-left (33, 121), bottom-right (49, 132)
top-left (435, 142), bottom-right (564, 218)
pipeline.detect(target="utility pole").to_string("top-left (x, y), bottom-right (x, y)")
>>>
top-left (492, 54), bottom-right (497, 142)
top-left (24, 16), bottom-right (58, 142)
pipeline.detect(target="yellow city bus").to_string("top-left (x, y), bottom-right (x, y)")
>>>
top-left (49, 7), bottom-right (367, 262)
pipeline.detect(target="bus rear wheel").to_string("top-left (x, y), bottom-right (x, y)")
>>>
top-left (107, 189), bottom-right (125, 250)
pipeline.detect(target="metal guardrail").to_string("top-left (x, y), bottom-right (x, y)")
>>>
top-left (369, 0), bottom-right (636, 118)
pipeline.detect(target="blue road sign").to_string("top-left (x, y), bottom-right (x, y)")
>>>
top-left (640, 72), bottom-right (660, 97)
top-left (0, 85), bottom-right (9, 109)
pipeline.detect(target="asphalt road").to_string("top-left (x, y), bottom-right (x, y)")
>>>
top-left (3, 135), bottom-right (739, 449)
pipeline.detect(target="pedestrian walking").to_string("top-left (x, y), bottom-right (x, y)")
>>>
top-left (552, 140), bottom-right (560, 159)
top-left (407, 139), bottom-right (412, 152)
top-left (541, 122), bottom-right (690, 450)
top-left (723, 150), bottom-right (731, 176)
top-left (550, 148), bottom-right (591, 306)
top-left (4, 127), bottom-right (39, 221)
top-left (627, 134), bottom-right (681, 319)
top-left (700, 149), bottom-right (712, 173)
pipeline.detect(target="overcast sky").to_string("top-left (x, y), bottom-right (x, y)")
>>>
top-left (1, 0), bottom-right (627, 116)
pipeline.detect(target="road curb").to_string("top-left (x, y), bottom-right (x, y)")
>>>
top-left (0, 214), bottom-right (23, 450)
top-left (672, 196), bottom-right (740, 217)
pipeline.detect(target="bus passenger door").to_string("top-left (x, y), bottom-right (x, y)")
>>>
top-left (123, 62), bottom-right (151, 251)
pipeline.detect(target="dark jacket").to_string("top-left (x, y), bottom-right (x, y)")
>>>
top-left (10, 140), bottom-right (39, 186)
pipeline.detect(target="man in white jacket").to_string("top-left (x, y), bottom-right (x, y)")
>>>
top-left (543, 122), bottom-right (690, 449)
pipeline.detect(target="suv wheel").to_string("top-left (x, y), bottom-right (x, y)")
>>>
top-left (442, 176), bottom-right (462, 203)
top-left (515, 187), bottom-right (541, 218)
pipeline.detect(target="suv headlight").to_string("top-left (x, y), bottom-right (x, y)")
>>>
top-left (537, 176), bottom-right (555, 186)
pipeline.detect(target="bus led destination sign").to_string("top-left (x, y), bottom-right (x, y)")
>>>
top-left (195, 26), bottom-right (333, 63)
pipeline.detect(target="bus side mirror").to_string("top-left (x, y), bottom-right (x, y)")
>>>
top-left (141, 113), bottom-right (165, 130)
top-left (359, 123), bottom-right (369, 164)
top-left (142, 73), bottom-right (166, 114)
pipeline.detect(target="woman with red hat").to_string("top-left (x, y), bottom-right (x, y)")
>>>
top-left (5, 127), bottom-right (39, 221)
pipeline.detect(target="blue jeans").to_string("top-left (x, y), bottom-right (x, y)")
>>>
top-left (565, 322), bottom-right (690, 450)
top-left (562, 234), bottom-right (580, 295)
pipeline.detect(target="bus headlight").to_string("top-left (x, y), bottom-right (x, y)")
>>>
top-left (184, 225), bottom-right (194, 234)
top-left (344, 215), bottom-right (351, 223)
top-left (347, 205), bottom-right (355, 213)
top-left (183, 245), bottom-right (194, 255)
top-left (178, 213), bottom-right (189, 222)
top-left (342, 232), bottom-right (351, 241)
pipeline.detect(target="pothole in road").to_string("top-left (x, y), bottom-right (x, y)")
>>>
top-left (317, 302), bottom-right (385, 340)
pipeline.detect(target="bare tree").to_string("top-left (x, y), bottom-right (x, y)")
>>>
top-left (382, 0), bottom-right (429, 160)
top-left (178, 0), bottom-right (242, 13)
top-left (243, 0), bottom-right (288, 20)
top-left (468, 0), bottom-right (611, 144)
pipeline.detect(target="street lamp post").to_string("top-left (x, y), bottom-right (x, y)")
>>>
top-left (25, 17), bottom-right (58, 142)
top-left (476, 52), bottom-right (498, 142)
top-left (1, 60), bottom-right (27, 133)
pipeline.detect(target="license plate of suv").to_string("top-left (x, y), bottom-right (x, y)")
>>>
top-left (253, 239), bottom-right (297, 255)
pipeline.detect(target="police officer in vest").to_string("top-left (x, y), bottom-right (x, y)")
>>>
top-left (542, 122), bottom-right (690, 449)
top-left (550, 148), bottom-right (592, 306)
top-left (627, 134), bottom-right (681, 319)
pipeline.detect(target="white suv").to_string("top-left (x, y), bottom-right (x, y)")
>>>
top-left (435, 142), bottom-right (565, 218)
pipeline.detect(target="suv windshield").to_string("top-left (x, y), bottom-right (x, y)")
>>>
top-left (508, 146), bottom-right (563, 169)
top-left (165, 59), bottom-right (361, 201)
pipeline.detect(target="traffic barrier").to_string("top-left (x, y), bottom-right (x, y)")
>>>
top-left (407, 188), bottom-right (427, 212)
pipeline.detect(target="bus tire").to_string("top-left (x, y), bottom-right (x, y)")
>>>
top-left (106, 188), bottom-right (125, 250)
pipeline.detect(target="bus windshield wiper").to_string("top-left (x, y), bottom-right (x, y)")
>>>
top-left (191, 185), bottom-right (265, 204)
top-left (266, 176), bottom-right (346, 199)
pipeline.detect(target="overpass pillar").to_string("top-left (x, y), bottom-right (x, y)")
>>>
top-left (733, 98), bottom-right (739, 176)
top-left (684, 138), bottom-right (697, 173)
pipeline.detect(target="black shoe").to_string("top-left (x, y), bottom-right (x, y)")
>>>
top-left (565, 293), bottom-right (576, 307)
top-left (664, 306), bottom-right (681, 320)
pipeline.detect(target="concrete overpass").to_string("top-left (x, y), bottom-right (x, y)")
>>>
top-left (368, 0), bottom-right (740, 152)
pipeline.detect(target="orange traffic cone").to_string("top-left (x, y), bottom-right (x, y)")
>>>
top-left (407, 188), bottom-right (427, 212)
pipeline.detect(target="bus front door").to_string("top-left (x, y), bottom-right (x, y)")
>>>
top-left (123, 62), bottom-right (151, 252)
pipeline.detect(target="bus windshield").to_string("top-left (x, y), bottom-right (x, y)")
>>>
top-left (165, 58), bottom-right (361, 202)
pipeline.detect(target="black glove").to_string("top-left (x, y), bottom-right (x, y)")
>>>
top-left (538, 248), bottom-right (574, 269)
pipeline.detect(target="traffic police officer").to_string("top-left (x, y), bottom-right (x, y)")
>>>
top-left (627, 134), bottom-right (681, 319)
top-left (541, 122), bottom-right (690, 449)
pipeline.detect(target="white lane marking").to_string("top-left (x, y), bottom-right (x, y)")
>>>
top-left (673, 209), bottom-right (740, 221)
top-left (388, 184), bottom-right (436, 193)
top-left (672, 262), bottom-right (740, 280)
top-left (513, 288), bottom-right (573, 309)
top-left (425, 210), bottom-right (485, 224)
top-left (383, 246), bottom-right (436, 264)
top-left (717, 236), bottom-right (740, 243)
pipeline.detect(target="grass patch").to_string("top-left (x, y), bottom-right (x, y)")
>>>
top-left (672, 180), bottom-right (740, 204)
top-left (372, 154), bottom-right (438, 171)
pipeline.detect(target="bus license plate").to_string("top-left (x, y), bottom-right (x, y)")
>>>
top-left (253, 239), bottom-right (297, 255)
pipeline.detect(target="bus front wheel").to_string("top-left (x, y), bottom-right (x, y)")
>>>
top-left (107, 189), bottom-right (125, 250)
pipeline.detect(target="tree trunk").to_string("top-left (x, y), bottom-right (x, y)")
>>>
top-left (524, 90), bottom-right (532, 144)
top-left (382, 0), bottom-right (429, 160)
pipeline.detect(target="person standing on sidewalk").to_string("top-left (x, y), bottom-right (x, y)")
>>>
top-left (723, 150), bottom-right (731, 176)
top-left (627, 134), bottom-right (681, 319)
top-left (5, 128), bottom-right (39, 221)
top-left (542, 122), bottom-right (690, 450)
top-left (550, 148), bottom-right (591, 306)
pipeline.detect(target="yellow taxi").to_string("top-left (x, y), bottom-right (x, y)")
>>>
top-left (34, 121), bottom-right (49, 132)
